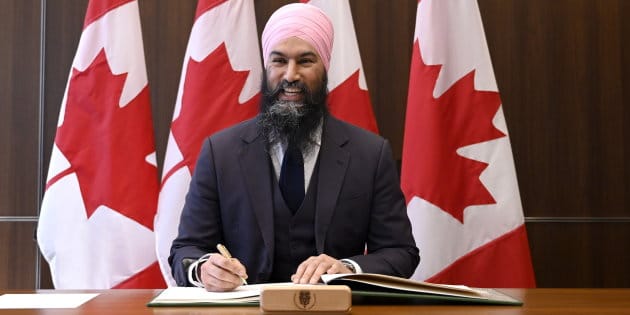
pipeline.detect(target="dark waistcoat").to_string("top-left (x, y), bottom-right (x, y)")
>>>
top-left (269, 161), bottom-right (320, 282)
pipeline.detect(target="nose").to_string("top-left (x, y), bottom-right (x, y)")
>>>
top-left (283, 60), bottom-right (300, 83)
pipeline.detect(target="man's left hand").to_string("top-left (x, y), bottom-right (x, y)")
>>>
top-left (291, 254), bottom-right (353, 284)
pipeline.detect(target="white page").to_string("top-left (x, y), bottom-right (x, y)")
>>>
top-left (151, 283), bottom-right (294, 304)
top-left (0, 293), bottom-right (98, 309)
top-left (155, 285), bottom-right (263, 302)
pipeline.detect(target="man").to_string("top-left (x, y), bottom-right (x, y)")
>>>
top-left (169, 3), bottom-right (419, 292)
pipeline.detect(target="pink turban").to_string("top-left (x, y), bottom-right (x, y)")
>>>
top-left (261, 3), bottom-right (334, 71)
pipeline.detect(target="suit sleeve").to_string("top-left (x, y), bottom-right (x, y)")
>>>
top-left (169, 138), bottom-right (223, 286)
top-left (349, 139), bottom-right (420, 278)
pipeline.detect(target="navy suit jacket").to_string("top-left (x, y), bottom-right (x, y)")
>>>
top-left (169, 115), bottom-right (419, 286)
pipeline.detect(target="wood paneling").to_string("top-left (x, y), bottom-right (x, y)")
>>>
top-left (624, 2), bottom-right (630, 216)
top-left (479, 0), bottom-right (628, 217)
top-left (350, 0), bottom-right (417, 160)
top-left (38, 256), bottom-right (53, 289)
top-left (0, 222), bottom-right (38, 288)
top-left (0, 0), bottom-right (41, 216)
top-left (138, 0), bottom-right (196, 169)
top-left (527, 222), bottom-right (630, 287)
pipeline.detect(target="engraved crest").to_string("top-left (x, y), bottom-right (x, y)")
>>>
top-left (294, 290), bottom-right (316, 310)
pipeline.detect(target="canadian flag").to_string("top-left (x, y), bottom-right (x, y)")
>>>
top-left (37, 0), bottom-right (165, 288)
top-left (401, 0), bottom-right (536, 287)
top-left (303, 0), bottom-right (378, 133)
top-left (154, 0), bottom-right (262, 286)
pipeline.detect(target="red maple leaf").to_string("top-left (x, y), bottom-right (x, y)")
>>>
top-left (168, 43), bottom-right (260, 179)
top-left (327, 70), bottom-right (379, 134)
top-left (401, 41), bottom-right (505, 223)
top-left (49, 49), bottom-right (158, 230)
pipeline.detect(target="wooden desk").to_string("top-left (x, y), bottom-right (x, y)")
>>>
top-left (1, 289), bottom-right (630, 314)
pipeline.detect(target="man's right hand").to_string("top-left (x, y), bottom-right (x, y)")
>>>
top-left (199, 253), bottom-right (248, 292)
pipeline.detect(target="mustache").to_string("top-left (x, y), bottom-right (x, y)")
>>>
top-left (263, 80), bottom-right (309, 99)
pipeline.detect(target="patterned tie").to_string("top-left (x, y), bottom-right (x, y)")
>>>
top-left (279, 141), bottom-right (305, 213)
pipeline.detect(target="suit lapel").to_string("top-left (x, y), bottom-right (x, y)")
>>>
top-left (238, 119), bottom-right (275, 259)
top-left (315, 117), bottom-right (350, 252)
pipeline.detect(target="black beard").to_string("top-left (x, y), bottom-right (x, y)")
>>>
top-left (258, 72), bottom-right (329, 154)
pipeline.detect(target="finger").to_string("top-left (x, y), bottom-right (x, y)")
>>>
top-left (326, 261), bottom-right (343, 274)
top-left (210, 254), bottom-right (248, 280)
top-left (229, 258), bottom-right (249, 279)
top-left (297, 259), bottom-right (319, 284)
top-left (199, 261), bottom-right (241, 292)
top-left (307, 254), bottom-right (338, 283)
top-left (202, 271), bottom-right (241, 290)
top-left (292, 258), bottom-right (311, 283)
top-left (299, 256), bottom-right (331, 284)
top-left (204, 279), bottom-right (238, 292)
top-left (203, 256), bottom-right (244, 286)
top-left (308, 263), bottom-right (330, 284)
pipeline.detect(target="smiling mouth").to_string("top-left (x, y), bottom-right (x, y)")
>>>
top-left (279, 87), bottom-right (304, 101)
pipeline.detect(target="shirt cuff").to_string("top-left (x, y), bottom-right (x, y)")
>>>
top-left (187, 253), bottom-right (212, 287)
top-left (340, 258), bottom-right (363, 274)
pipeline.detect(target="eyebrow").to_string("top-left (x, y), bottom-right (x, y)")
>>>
top-left (269, 51), bottom-right (318, 59)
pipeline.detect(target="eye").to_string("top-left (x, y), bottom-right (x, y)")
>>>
top-left (298, 58), bottom-right (315, 65)
top-left (271, 57), bottom-right (287, 65)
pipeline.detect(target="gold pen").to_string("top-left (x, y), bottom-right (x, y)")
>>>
top-left (216, 243), bottom-right (248, 285)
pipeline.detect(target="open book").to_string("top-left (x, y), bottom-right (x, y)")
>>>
top-left (321, 273), bottom-right (522, 306)
top-left (147, 273), bottom-right (521, 306)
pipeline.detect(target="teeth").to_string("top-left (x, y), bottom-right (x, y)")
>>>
top-left (284, 88), bottom-right (302, 93)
